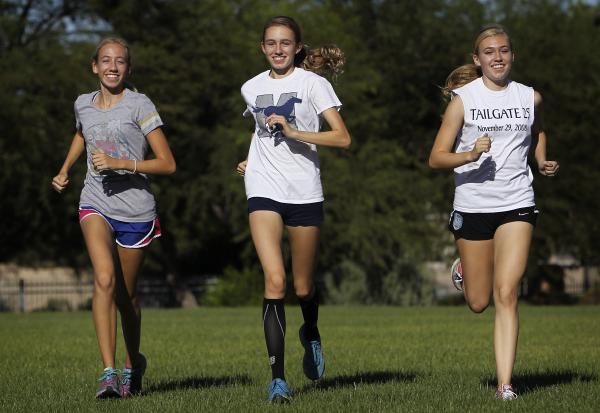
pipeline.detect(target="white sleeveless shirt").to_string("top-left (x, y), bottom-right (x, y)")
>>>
top-left (452, 77), bottom-right (536, 213)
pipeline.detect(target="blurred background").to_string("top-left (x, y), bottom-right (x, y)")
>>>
top-left (1, 0), bottom-right (599, 310)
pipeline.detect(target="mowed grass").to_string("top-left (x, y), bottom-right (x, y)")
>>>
top-left (0, 305), bottom-right (598, 412)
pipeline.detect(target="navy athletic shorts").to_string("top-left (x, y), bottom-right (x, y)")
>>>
top-left (247, 197), bottom-right (323, 227)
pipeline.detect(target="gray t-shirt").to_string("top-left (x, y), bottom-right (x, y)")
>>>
top-left (75, 89), bottom-right (163, 221)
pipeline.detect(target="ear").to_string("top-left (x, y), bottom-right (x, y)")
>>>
top-left (472, 53), bottom-right (481, 67)
top-left (260, 42), bottom-right (267, 55)
top-left (92, 60), bottom-right (99, 74)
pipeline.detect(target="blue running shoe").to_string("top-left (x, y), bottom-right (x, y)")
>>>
top-left (299, 324), bottom-right (325, 381)
top-left (267, 378), bottom-right (292, 403)
top-left (120, 353), bottom-right (147, 397)
top-left (95, 367), bottom-right (120, 399)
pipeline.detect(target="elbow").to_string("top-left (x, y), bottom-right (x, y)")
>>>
top-left (338, 132), bottom-right (351, 149)
top-left (428, 155), bottom-right (440, 169)
top-left (166, 160), bottom-right (177, 175)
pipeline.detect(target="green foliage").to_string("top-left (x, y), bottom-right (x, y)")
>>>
top-left (203, 266), bottom-right (263, 306)
top-left (323, 259), bottom-right (371, 304)
top-left (1, 0), bottom-right (599, 305)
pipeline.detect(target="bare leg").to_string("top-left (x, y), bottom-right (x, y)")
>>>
top-left (250, 211), bottom-right (286, 298)
top-left (250, 211), bottom-right (287, 382)
top-left (493, 222), bottom-right (533, 388)
top-left (288, 225), bottom-right (320, 298)
top-left (456, 238), bottom-right (494, 313)
top-left (81, 215), bottom-right (117, 369)
top-left (115, 246), bottom-right (145, 369)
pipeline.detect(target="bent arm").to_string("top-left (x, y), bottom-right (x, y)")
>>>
top-left (52, 131), bottom-right (85, 192)
top-left (531, 91), bottom-right (559, 176)
top-left (115, 127), bottom-right (176, 175)
top-left (281, 107), bottom-right (351, 149)
top-left (532, 91), bottom-right (547, 166)
top-left (57, 131), bottom-right (86, 174)
top-left (428, 96), bottom-right (479, 169)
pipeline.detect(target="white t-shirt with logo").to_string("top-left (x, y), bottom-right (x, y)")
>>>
top-left (241, 68), bottom-right (342, 203)
top-left (452, 77), bottom-right (536, 213)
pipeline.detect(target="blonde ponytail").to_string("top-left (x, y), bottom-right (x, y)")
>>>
top-left (441, 64), bottom-right (480, 98)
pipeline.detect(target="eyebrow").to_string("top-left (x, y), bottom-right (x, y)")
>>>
top-left (99, 54), bottom-right (127, 59)
top-left (483, 45), bottom-right (510, 50)
top-left (263, 38), bottom-right (294, 42)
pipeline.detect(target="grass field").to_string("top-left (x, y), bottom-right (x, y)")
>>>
top-left (1, 305), bottom-right (598, 412)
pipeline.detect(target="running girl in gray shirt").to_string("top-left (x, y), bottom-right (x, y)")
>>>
top-left (52, 37), bottom-right (176, 399)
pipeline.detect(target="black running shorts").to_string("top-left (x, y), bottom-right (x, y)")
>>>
top-left (448, 206), bottom-right (538, 241)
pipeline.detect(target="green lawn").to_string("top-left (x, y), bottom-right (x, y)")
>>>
top-left (0, 306), bottom-right (598, 412)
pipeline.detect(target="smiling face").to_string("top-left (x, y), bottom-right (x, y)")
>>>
top-left (261, 25), bottom-right (303, 77)
top-left (92, 42), bottom-right (130, 92)
top-left (473, 33), bottom-right (513, 89)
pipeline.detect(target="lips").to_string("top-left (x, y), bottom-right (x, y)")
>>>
top-left (271, 56), bottom-right (287, 64)
top-left (103, 73), bottom-right (121, 81)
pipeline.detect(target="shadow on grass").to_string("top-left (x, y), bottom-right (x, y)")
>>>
top-left (482, 370), bottom-right (597, 395)
top-left (297, 370), bottom-right (417, 394)
top-left (145, 374), bottom-right (253, 394)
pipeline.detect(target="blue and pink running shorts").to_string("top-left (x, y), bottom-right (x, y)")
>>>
top-left (79, 206), bottom-right (162, 248)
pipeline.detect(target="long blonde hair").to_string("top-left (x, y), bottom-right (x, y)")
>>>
top-left (441, 64), bottom-right (481, 98)
top-left (442, 24), bottom-right (512, 97)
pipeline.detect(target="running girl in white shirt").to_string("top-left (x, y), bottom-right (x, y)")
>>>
top-left (52, 37), bottom-right (176, 399)
top-left (237, 15), bottom-right (351, 403)
top-left (429, 24), bottom-right (558, 400)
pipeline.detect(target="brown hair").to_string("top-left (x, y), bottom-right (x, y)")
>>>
top-left (301, 45), bottom-right (345, 79)
top-left (262, 16), bottom-right (345, 78)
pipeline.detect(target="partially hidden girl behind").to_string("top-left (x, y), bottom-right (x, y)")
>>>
top-left (52, 37), bottom-right (176, 399)
top-left (237, 16), bottom-right (351, 403)
top-left (429, 24), bottom-right (559, 400)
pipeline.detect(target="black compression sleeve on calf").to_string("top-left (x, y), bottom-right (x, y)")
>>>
top-left (299, 287), bottom-right (320, 341)
top-left (263, 298), bottom-right (286, 380)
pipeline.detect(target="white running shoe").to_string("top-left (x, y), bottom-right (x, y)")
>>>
top-left (495, 384), bottom-right (518, 400)
top-left (450, 258), bottom-right (463, 291)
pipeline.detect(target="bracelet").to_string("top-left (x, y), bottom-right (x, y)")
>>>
top-left (133, 159), bottom-right (137, 174)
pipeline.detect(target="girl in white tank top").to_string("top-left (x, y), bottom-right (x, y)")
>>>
top-left (429, 24), bottom-right (559, 400)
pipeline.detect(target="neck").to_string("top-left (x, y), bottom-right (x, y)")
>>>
top-left (481, 75), bottom-right (509, 91)
top-left (269, 65), bottom-right (295, 79)
top-left (96, 84), bottom-right (126, 109)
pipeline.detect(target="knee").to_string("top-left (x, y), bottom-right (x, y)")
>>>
top-left (465, 295), bottom-right (490, 313)
top-left (494, 286), bottom-right (518, 308)
top-left (94, 272), bottom-right (115, 294)
top-left (294, 281), bottom-right (313, 300)
top-left (264, 273), bottom-right (286, 297)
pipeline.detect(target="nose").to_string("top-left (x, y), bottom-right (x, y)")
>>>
top-left (493, 50), bottom-right (502, 61)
